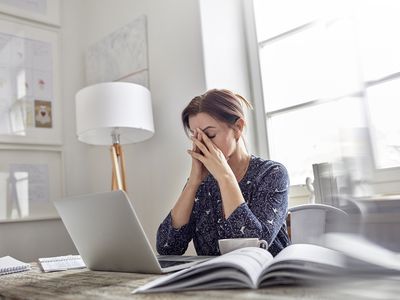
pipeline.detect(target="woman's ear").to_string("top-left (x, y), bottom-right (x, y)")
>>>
top-left (234, 118), bottom-right (245, 139)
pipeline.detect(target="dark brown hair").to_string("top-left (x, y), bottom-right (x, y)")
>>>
top-left (181, 89), bottom-right (253, 136)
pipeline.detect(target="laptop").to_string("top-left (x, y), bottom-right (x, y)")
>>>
top-left (54, 190), bottom-right (210, 274)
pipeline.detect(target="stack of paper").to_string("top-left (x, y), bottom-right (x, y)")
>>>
top-left (39, 255), bottom-right (86, 272)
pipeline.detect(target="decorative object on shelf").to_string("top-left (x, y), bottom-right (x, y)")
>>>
top-left (305, 177), bottom-right (315, 204)
top-left (75, 82), bottom-right (154, 191)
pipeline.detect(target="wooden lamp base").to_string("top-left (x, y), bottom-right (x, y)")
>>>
top-left (110, 143), bottom-right (127, 191)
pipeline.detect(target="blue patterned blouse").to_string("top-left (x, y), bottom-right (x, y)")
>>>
top-left (156, 155), bottom-right (290, 257)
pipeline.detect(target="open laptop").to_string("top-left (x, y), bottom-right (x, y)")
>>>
top-left (54, 190), bottom-right (210, 274)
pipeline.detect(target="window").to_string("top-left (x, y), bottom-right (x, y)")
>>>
top-left (251, 0), bottom-right (400, 186)
top-left (366, 79), bottom-right (400, 169)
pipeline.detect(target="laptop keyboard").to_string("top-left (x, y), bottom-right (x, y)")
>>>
top-left (158, 260), bottom-right (191, 268)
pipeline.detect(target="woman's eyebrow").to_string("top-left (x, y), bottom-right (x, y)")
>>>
top-left (201, 126), bottom-right (216, 131)
top-left (189, 126), bottom-right (216, 134)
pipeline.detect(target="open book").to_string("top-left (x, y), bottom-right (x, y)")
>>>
top-left (133, 244), bottom-right (345, 293)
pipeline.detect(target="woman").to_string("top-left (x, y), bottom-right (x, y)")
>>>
top-left (156, 89), bottom-right (290, 256)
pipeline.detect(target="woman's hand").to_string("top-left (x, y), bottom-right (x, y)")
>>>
top-left (187, 130), bottom-right (209, 186)
top-left (187, 128), bottom-right (235, 183)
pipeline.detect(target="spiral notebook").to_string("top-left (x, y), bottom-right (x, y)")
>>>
top-left (0, 256), bottom-right (31, 275)
top-left (38, 255), bottom-right (86, 272)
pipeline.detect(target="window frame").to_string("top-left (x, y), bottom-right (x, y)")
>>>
top-left (243, 0), bottom-right (400, 197)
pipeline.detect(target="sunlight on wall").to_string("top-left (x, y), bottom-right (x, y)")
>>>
top-left (0, 170), bottom-right (29, 220)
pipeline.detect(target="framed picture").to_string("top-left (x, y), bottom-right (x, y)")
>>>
top-left (0, 16), bottom-right (62, 145)
top-left (0, 145), bottom-right (64, 222)
top-left (86, 15), bottom-right (150, 88)
top-left (0, 0), bottom-right (60, 27)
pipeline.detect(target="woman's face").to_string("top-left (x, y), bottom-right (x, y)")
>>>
top-left (188, 112), bottom-right (238, 159)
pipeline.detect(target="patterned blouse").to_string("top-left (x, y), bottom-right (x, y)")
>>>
top-left (156, 155), bottom-right (290, 257)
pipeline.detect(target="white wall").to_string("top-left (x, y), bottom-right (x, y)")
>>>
top-left (0, 0), bottom-right (89, 262)
top-left (200, 0), bottom-right (250, 93)
top-left (61, 0), bottom-right (92, 197)
top-left (78, 0), bottom-right (207, 254)
top-left (199, 0), bottom-right (256, 154)
top-left (1, 0), bottom-right (257, 260)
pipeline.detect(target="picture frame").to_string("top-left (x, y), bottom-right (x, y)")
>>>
top-left (0, 145), bottom-right (64, 222)
top-left (0, 0), bottom-right (60, 27)
top-left (0, 16), bottom-right (62, 145)
top-left (86, 15), bottom-right (149, 88)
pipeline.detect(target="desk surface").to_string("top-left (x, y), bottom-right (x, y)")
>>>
top-left (1, 263), bottom-right (400, 300)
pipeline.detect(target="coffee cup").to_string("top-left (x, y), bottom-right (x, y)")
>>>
top-left (218, 238), bottom-right (268, 255)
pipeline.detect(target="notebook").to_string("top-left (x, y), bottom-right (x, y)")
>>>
top-left (39, 255), bottom-right (86, 272)
top-left (0, 256), bottom-right (31, 275)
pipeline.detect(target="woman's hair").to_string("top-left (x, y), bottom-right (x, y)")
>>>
top-left (181, 89), bottom-right (253, 136)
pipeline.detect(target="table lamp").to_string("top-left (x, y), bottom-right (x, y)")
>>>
top-left (75, 82), bottom-right (154, 191)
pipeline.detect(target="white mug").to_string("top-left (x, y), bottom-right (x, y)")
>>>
top-left (218, 238), bottom-right (268, 255)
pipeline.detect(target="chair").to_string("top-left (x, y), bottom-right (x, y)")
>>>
top-left (286, 204), bottom-right (348, 244)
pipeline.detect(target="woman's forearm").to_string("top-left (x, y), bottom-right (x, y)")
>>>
top-left (171, 180), bottom-right (200, 228)
top-left (218, 174), bottom-right (245, 219)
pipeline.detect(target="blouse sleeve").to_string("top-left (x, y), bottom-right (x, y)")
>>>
top-left (156, 180), bottom-right (202, 255)
top-left (156, 211), bottom-right (195, 255)
top-left (220, 162), bottom-right (289, 246)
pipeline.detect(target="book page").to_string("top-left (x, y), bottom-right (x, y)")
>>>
top-left (258, 244), bottom-right (346, 286)
top-left (134, 247), bottom-right (273, 293)
top-left (203, 247), bottom-right (273, 286)
top-left (269, 244), bottom-right (346, 268)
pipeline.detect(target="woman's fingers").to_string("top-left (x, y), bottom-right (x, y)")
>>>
top-left (197, 129), bottom-right (217, 153)
top-left (187, 149), bottom-right (205, 163)
top-left (191, 136), bottom-right (209, 155)
top-left (192, 139), bottom-right (197, 152)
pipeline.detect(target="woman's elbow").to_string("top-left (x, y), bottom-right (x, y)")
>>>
top-left (156, 240), bottom-right (186, 255)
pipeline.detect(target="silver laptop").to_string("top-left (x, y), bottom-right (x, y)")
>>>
top-left (54, 190), bottom-right (210, 274)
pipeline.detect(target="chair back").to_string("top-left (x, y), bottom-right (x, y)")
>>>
top-left (287, 204), bottom-right (348, 244)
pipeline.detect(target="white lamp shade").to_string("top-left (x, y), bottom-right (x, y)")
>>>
top-left (75, 82), bottom-right (155, 145)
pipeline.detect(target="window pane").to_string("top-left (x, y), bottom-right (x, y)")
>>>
top-left (253, 0), bottom-right (324, 41)
top-left (268, 97), bottom-right (366, 185)
top-left (324, 18), bottom-right (363, 97)
top-left (366, 79), bottom-right (400, 169)
top-left (260, 26), bottom-right (327, 112)
top-left (260, 21), bottom-right (361, 112)
top-left (355, 0), bottom-right (400, 81)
